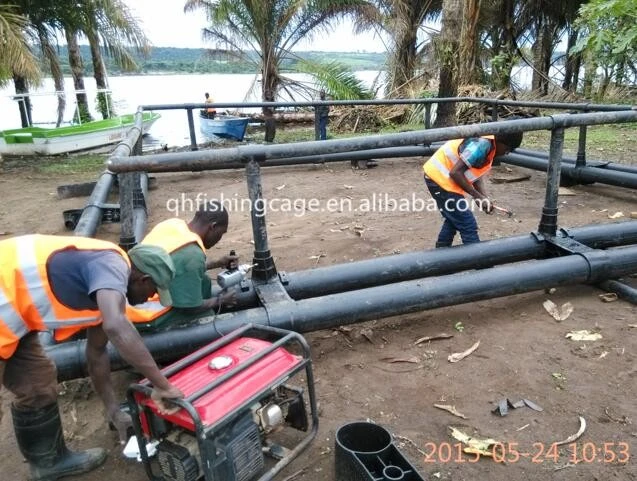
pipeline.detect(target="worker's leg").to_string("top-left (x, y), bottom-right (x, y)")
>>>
top-left (5, 332), bottom-right (106, 481)
top-left (426, 178), bottom-right (458, 247)
top-left (452, 200), bottom-right (480, 244)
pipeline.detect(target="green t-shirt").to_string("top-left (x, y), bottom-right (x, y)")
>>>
top-left (135, 243), bottom-right (214, 332)
top-left (168, 243), bottom-right (212, 308)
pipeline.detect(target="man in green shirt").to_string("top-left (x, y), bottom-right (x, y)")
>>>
top-left (129, 201), bottom-right (238, 331)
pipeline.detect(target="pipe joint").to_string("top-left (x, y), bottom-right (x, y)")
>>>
top-left (576, 249), bottom-right (612, 283)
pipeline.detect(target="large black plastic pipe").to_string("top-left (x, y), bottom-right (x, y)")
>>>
top-left (502, 152), bottom-right (637, 190)
top-left (107, 111), bottom-right (637, 173)
top-left (48, 243), bottom-right (637, 381)
top-left (516, 148), bottom-right (637, 175)
top-left (76, 115), bottom-right (143, 238)
top-left (225, 221), bottom-right (637, 308)
top-left (74, 171), bottom-right (115, 237)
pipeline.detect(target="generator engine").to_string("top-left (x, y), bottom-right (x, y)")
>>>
top-left (127, 324), bottom-right (318, 481)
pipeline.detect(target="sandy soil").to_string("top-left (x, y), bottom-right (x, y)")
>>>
top-left (0, 142), bottom-right (636, 481)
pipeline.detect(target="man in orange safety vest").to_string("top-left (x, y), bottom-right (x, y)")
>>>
top-left (0, 234), bottom-right (183, 480)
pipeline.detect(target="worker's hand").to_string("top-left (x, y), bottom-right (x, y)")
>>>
top-left (219, 290), bottom-right (237, 307)
top-left (478, 197), bottom-right (493, 214)
top-left (151, 385), bottom-right (184, 416)
top-left (109, 409), bottom-right (133, 445)
top-left (218, 254), bottom-right (239, 270)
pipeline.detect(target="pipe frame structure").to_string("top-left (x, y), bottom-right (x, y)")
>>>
top-left (107, 111), bottom-right (637, 173)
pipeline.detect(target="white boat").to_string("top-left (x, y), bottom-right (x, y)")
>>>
top-left (0, 111), bottom-right (160, 156)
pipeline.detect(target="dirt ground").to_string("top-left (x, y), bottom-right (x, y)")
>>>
top-left (0, 138), bottom-right (636, 481)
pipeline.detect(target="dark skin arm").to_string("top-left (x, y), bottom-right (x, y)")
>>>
top-left (88, 289), bottom-right (183, 441)
top-left (449, 161), bottom-right (493, 213)
top-left (205, 254), bottom-right (238, 270)
top-left (176, 290), bottom-right (237, 314)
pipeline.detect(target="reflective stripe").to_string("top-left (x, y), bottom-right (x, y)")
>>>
top-left (16, 236), bottom-right (51, 322)
top-left (430, 158), bottom-right (451, 178)
top-left (437, 147), bottom-right (482, 183)
top-left (0, 287), bottom-right (29, 339)
top-left (16, 236), bottom-right (99, 328)
top-left (443, 145), bottom-right (460, 163)
top-left (129, 300), bottom-right (165, 313)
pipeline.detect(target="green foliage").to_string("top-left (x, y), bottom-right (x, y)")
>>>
top-left (37, 46), bottom-right (386, 75)
top-left (572, 0), bottom-right (636, 69)
top-left (295, 59), bottom-right (375, 99)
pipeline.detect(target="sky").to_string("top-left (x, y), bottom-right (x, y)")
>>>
top-left (123, 0), bottom-right (388, 52)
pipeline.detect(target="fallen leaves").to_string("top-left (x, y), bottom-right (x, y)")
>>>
top-left (449, 427), bottom-right (498, 457)
top-left (565, 330), bottom-right (602, 341)
top-left (434, 404), bottom-right (467, 419)
top-left (555, 416), bottom-right (587, 446)
top-left (414, 333), bottom-right (453, 345)
top-left (543, 300), bottom-right (573, 321)
top-left (448, 341), bottom-right (480, 363)
top-left (598, 292), bottom-right (618, 303)
top-left (608, 211), bottom-right (624, 219)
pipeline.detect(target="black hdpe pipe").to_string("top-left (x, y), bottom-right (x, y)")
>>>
top-left (106, 111), bottom-right (637, 173)
top-left (515, 148), bottom-right (637, 175)
top-left (224, 221), bottom-right (637, 309)
top-left (501, 152), bottom-right (637, 190)
top-left (48, 244), bottom-right (637, 381)
top-left (75, 115), bottom-right (144, 238)
top-left (73, 171), bottom-right (115, 237)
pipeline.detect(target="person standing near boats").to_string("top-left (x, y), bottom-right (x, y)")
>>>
top-left (204, 92), bottom-right (217, 119)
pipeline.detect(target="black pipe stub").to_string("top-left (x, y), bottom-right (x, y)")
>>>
top-left (251, 249), bottom-right (278, 282)
top-left (335, 422), bottom-right (426, 481)
top-left (63, 209), bottom-right (84, 230)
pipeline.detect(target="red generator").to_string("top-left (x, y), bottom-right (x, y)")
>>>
top-left (126, 324), bottom-right (318, 481)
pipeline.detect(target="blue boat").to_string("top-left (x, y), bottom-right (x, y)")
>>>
top-left (199, 113), bottom-right (249, 141)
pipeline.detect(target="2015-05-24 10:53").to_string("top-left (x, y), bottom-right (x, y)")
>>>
top-left (422, 441), bottom-right (630, 464)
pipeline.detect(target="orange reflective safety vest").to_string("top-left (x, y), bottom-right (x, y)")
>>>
top-left (423, 136), bottom-right (496, 195)
top-left (0, 235), bottom-right (130, 359)
top-left (126, 218), bottom-right (205, 324)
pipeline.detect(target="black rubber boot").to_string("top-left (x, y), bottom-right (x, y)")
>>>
top-left (12, 402), bottom-right (107, 481)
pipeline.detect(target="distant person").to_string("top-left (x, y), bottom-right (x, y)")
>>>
top-left (204, 92), bottom-right (217, 119)
top-left (316, 90), bottom-right (330, 140)
top-left (423, 132), bottom-right (523, 247)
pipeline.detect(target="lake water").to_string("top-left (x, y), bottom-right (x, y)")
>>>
top-left (0, 71), bottom-right (384, 149)
top-left (0, 66), bottom-right (541, 149)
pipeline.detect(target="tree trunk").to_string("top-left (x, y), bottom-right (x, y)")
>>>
top-left (261, 49), bottom-right (278, 142)
top-left (13, 75), bottom-right (32, 128)
top-left (459, 0), bottom-right (481, 84)
top-left (65, 29), bottom-right (92, 123)
top-left (87, 28), bottom-right (114, 119)
top-left (387, 1), bottom-right (420, 96)
top-left (490, 0), bottom-right (516, 92)
top-left (561, 27), bottom-right (578, 92)
top-left (37, 27), bottom-right (65, 127)
top-left (434, 0), bottom-right (462, 127)
top-left (582, 52), bottom-right (596, 99)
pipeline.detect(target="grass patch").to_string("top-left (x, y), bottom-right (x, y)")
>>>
top-left (33, 154), bottom-right (106, 175)
top-left (521, 123), bottom-right (635, 162)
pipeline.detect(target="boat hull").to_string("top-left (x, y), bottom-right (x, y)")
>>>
top-left (199, 114), bottom-right (249, 141)
top-left (0, 112), bottom-right (160, 156)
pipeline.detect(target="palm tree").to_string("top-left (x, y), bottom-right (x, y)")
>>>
top-left (0, 4), bottom-right (41, 126)
top-left (352, 0), bottom-right (441, 97)
top-left (75, 0), bottom-right (151, 119)
top-left (185, 0), bottom-right (374, 142)
top-left (433, 0), bottom-right (462, 127)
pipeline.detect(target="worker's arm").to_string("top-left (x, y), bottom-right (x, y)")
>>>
top-left (473, 177), bottom-right (493, 213)
top-left (90, 290), bottom-right (183, 417)
top-left (449, 161), bottom-right (485, 200)
top-left (175, 290), bottom-right (237, 313)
